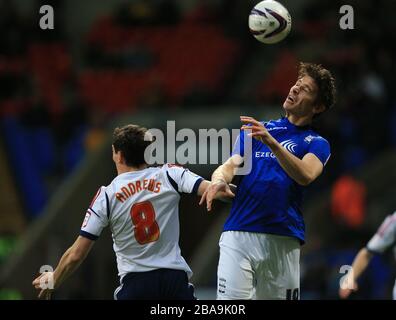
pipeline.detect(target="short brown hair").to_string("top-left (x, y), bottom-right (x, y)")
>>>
top-left (113, 124), bottom-right (152, 167)
top-left (298, 62), bottom-right (336, 112)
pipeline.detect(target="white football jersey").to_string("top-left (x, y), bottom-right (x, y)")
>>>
top-left (367, 211), bottom-right (396, 254)
top-left (80, 164), bottom-right (203, 280)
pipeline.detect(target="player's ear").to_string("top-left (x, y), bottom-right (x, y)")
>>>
top-left (113, 148), bottom-right (123, 164)
top-left (118, 151), bottom-right (128, 165)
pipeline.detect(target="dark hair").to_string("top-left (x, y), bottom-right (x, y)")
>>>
top-left (113, 124), bottom-right (152, 167)
top-left (298, 62), bottom-right (336, 112)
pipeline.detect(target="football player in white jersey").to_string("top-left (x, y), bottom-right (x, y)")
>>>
top-left (339, 211), bottom-right (396, 299)
top-left (32, 124), bottom-right (234, 299)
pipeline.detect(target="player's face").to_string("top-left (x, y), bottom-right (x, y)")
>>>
top-left (283, 75), bottom-right (321, 117)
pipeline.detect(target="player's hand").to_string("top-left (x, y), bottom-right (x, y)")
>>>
top-left (338, 279), bottom-right (358, 299)
top-left (199, 180), bottom-right (234, 211)
top-left (214, 183), bottom-right (236, 203)
top-left (32, 272), bottom-right (55, 300)
top-left (240, 116), bottom-right (271, 144)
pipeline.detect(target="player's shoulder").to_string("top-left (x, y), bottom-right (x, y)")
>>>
top-left (377, 211), bottom-right (396, 233)
top-left (157, 163), bottom-right (182, 179)
top-left (161, 163), bottom-right (186, 172)
top-left (162, 163), bottom-right (200, 181)
top-left (164, 163), bottom-right (184, 169)
top-left (382, 211), bottom-right (396, 224)
top-left (302, 131), bottom-right (329, 145)
top-left (260, 118), bottom-right (284, 133)
top-left (97, 184), bottom-right (110, 193)
top-left (388, 211), bottom-right (396, 229)
top-left (88, 185), bottom-right (109, 208)
top-left (265, 118), bottom-right (281, 126)
top-left (94, 182), bottom-right (112, 198)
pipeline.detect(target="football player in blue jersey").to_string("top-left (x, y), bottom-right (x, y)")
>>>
top-left (200, 62), bottom-right (336, 300)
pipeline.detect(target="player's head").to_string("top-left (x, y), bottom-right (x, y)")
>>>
top-left (112, 124), bottom-right (153, 168)
top-left (283, 62), bottom-right (336, 119)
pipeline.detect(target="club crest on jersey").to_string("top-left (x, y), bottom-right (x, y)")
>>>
top-left (304, 135), bottom-right (315, 143)
top-left (280, 139), bottom-right (297, 154)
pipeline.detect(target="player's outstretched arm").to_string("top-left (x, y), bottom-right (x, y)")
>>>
top-left (197, 180), bottom-right (236, 205)
top-left (339, 247), bottom-right (373, 299)
top-left (199, 155), bottom-right (242, 211)
top-left (32, 236), bottom-right (94, 299)
top-left (240, 115), bottom-right (323, 186)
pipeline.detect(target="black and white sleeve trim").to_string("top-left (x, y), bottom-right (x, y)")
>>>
top-left (192, 178), bottom-right (204, 195)
top-left (87, 207), bottom-right (100, 218)
top-left (166, 171), bottom-right (181, 195)
top-left (80, 230), bottom-right (99, 241)
top-left (105, 192), bottom-right (111, 219)
top-left (365, 246), bottom-right (381, 255)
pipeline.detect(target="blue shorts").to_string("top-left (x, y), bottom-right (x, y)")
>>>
top-left (115, 268), bottom-right (196, 300)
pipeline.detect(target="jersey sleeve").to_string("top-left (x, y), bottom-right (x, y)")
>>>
top-left (307, 136), bottom-right (331, 166)
top-left (366, 212), bottom-right (396, 254)
top-left (231, 126), bottom-right (257, 157)
top-left (166, 164), bottom-right (203, 194)
top-left (80, 186), bottom-right (109, 240)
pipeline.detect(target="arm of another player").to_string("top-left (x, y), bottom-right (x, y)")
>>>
top-left (199, 154), bottom-right (242, 211)
top-left (241, 116), bottom-right (323, 186)
top-left (32, 236), bottom-right (94, 299)
top-left (340, 212), bottom-right (396, 298)
top-left (339, 248), bottom-right (373, 299)
top-left (197, 180), bottom-right (236, 204)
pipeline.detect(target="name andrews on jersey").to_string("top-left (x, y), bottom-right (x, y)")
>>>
top-left (115, 178), bottom-right (162, 202)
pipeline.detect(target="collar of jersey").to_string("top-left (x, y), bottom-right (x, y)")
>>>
top-left (280, 116), bottom-right (312, 131)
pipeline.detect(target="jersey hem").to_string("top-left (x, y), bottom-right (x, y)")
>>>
top-left (222, 228), bottom-right (304, 245)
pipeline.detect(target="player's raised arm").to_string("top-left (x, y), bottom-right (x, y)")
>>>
top-left (32, 236), bottom-right (94, 299)
top-left (166, 164), bottom-right (236, 207)
top-left (199, 154), bottom-right (242, 211)
top-left (197, 180), bottom-right (236, 204)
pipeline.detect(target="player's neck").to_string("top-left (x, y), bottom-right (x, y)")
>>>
top-left (286, 114), bottom-right (312, 127)
top-left (117, 163), bottom-right (148, 175)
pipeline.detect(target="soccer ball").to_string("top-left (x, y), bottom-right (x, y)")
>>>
top-left (248, 0), bottom-right (292, 44)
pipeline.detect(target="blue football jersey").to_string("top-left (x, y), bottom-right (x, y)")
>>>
top-left (224, 117), bottom-right (331, 243)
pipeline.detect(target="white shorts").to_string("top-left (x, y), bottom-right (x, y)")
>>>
top-left (217, 231), bottom-right (300, 300)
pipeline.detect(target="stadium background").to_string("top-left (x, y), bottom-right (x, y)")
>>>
top-left (0, 0), bottom-right (396, 299)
